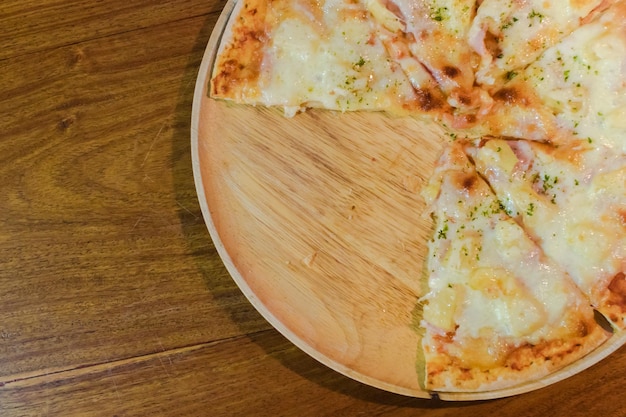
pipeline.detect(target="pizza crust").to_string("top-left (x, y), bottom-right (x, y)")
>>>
top-left (211, 0), bottom-right (267, 102)
top-left (424, 319), bottom-right (610, 392)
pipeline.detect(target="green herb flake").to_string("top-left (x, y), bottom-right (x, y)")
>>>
top-left (528, 9), bottom-right (545, 22)
top-left (476, 246), bottom-right (482, 261)
top-left (505, 70), bottom-right (518, 81)
top-left (431, 6), bottom-right (449, 21)
top-left (437, 222), bottom-right (449, 239)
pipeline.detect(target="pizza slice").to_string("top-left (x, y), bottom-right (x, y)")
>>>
top-left (419, 141), bottom-right (611, 392)
top-left (365, 0), bottom-right (489, 121)
top-left (210, 0), bottom-right (437, 116)
top-left (471, 138), bottom-right (626, 329)
top-left (467, 0), bottom-right (610, 88)
top-left (517, 0), bottom-right (626, 153)
top-left (474, 0), bottom-right (626, 149)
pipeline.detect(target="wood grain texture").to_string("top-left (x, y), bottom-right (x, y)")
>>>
top-left (0, 0), bottom-right (225, 61)
top-left (2, 0), bottom-right (626, 415)
top-left (0, 9), bottom-right (268, 380)
top-left (2, 330), bottom-right (626, 416)
top-left (196, 100), bottom-right (443, 397)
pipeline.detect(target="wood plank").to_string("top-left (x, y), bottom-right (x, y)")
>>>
top-left (3, 1), bottom-right (626, 412)
top-left (0, 330), bottom-right (418, 416)
top-left (0, 13), bottom-right (269, 380)
top-left (1, 329), bottom-right (625, 416)
top-left (0, 0), bottom-right (227, 60)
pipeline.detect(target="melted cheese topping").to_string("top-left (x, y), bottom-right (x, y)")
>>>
top-left (422, 143), bottom-right (589, 367)
top-left (521, 1), bottom-right (626, 153)
top-left (212, 0), bottom-right (419, 115)
top-left (468, 0), bottom-right (604, 86)
top-left (366, 0), bottom-right (481, 112)
top-left (472, 139), bottom-right (626, 324)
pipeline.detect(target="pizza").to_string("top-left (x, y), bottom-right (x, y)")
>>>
top-left (365, 0), bottom-right (482, 118)
top-left (469, 139), bottom-right (626, 328)
top-left (477, 1), bottom-right (626, 145)
top-left (467, 0), bottom-right (611, 88)
top-left (208, 0), bottom-right (626, 393)
top-left (210, 0), bottom-right (446, 116)
top-left (420, 140), bottom-right (611, 391)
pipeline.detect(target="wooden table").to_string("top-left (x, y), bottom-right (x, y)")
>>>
top-left (1, 1), bottom-right (625, 415)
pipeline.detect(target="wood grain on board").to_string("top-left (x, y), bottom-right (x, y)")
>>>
top-left (197, 98), bottom-right (442, 397)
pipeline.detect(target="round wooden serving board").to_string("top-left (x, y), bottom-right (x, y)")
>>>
top-left (191, 0), bottom-right (626, 400)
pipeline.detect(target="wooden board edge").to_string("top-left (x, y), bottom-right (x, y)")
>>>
top-left (189, 0), bottom-right (626, 401)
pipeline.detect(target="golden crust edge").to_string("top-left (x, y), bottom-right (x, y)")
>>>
top-left (423, 316), bottom-right (612, 393)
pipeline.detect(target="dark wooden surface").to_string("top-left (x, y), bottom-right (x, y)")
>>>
top-left (1, 1), bottom-right (625, 415)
